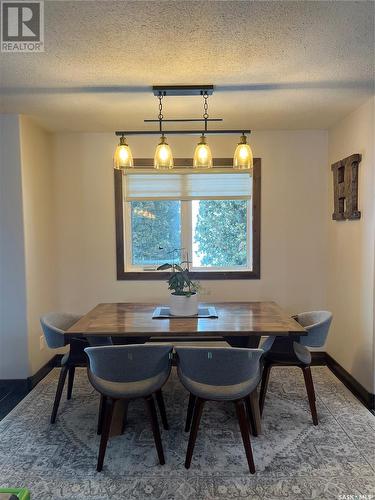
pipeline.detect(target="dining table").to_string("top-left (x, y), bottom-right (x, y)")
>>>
top-left (65, 301), bottom-right (306, 436)
top-left (66, 301), bottom-right (306, 342)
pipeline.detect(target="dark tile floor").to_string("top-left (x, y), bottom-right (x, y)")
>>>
top-left (0, 384), bottom-right (28, 421)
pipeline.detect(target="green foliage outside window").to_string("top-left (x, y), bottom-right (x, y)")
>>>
top-left (130, 199), bottom-right (249, 268)
top-left (131, 200), bottom-right (181, 265)
top-left (193, 200), bottom-right (248, 267)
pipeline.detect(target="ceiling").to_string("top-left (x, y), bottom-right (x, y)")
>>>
top-left (0, 0), bottom-right (374, 132)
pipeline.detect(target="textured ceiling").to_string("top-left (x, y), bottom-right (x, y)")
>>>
top-left (0, 0), bottom-right (374, 131)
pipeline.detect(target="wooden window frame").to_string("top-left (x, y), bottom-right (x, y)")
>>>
top-left (114, 158), bottom-right (261, 280)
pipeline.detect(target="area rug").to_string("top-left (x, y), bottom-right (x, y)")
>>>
top-left (0, 366), bottom-right (374, 500)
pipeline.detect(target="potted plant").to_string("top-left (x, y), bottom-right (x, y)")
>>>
top-left (157, 260), bottom-right (199, 316)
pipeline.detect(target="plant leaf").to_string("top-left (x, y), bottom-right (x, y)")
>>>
top-left (157, 263), bottom-right (172, 271)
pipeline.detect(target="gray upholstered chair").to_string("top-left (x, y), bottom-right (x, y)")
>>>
top-left (176, 346), bottom-right (264, 474)
top-left (40, 313), bottom-right (113, 424)
top-left (85, 344), bottom-right (173, 472)
top-left (40, 313), bottom-right (84, 423)
top-left (259, 310), bottom-right (332, 425)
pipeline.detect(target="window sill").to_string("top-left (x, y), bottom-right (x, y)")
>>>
top-left (117, 270), bottom-right (260, 280)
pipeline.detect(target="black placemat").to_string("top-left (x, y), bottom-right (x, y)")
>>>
top-left (152, 306), bottom-right (218, 319)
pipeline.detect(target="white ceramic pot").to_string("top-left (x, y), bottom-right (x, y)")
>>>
top-left (170, 293), bottom-right (198, 316)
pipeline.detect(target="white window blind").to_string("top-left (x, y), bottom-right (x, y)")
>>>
top-left (123, 171), bottom-right (252, 201)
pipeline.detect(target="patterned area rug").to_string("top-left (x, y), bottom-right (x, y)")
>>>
top-left (0, 366), bottom-right (374, 500)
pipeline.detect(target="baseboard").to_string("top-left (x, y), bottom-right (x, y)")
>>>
top-left (308, 352), bottom-right (374, 411)
top-left (325, 353), bottom-right (375, 411)
top-left (310, 351), bottom-right (326, 366)
top-left (27, 354), bottom-right (63, 391)
top-left (0, 354), bottom-right (63, 395)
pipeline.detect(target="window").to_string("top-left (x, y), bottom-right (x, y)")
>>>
top-left (127, 199), bottom-right (250, 271)
top-left (129, 200), bottom-right (182, 267)
top-left (191, 199), bottom-right (250, 269)
top-left (115, 159), bottom-right (260, 279)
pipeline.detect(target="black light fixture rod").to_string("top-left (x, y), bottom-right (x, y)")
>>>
top-left (152, 85), bottom-right (214, 96)
top-left (144, 118), bottom-right (223, 123)
top-left (115, 130), bottom-right (251, 136)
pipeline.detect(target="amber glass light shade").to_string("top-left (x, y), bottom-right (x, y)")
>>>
top-left (113, 136), bottom-right (134, 169)
top-left (233, 134), bottom-right (253, 170)
top-left (193, 134), bottom-right (213, 168)
top-left (154, 136), bottom-right (174, 169)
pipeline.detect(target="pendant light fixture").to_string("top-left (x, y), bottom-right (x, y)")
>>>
top-left (113, 135), bottom-right (133, 169)
top-left (154, 134), bottom-right (174, 169)
top-left (193, 92), bottom-right (212, 168)
top-left (193, 135), bottom-right (212, 168)
top-left (233, 134), bottom-right (253, 170)
top-left (114, 85), bottom-right (254, 170)
top-left (154, 93), bottom-right (174, 169)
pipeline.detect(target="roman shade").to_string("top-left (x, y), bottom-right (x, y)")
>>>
top-left (123, 171), bottom-right (252, 201)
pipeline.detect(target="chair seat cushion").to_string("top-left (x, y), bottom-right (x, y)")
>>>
top-left (88, 369), bottom-right (170, 399)
top-left (178, 369), bottom-right (261, 401)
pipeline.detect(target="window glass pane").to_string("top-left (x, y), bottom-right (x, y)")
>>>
top-left (130, 201), bottom-right (181, 266)
top-left (192, 200), bottom-right (249, 268)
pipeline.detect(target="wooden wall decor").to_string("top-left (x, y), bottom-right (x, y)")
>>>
top-left (331, 153), bottom-right (361, 220)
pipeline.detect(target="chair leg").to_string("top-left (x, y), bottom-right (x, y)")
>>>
top-left (67, 366), bottom-right (75, 400)
top-left (302, 365), bottom-right (318, 425)
top-left (245, 396), bottom-right (254, 434)
top-left (259, 361), bottom-right (272, 416)
top-left (185, 393), bottom-right (197, 433)
top-left (145, 395), bottom-right (165, 465)
top-left (50, 365), bottom-right (69, 424)
top-left (155, 389), bottom-right (169, 430)
top-left (97, 397), bottom-right (115, 472)
top-left (121, 400), bottom-right (129, 434)
top-left (185, 397), bottom-right (205, 469)
top-left (245, 390), bottom-right (261, 436)
top-left (97, 395), bottom-right (107, 435)
top-left (235, 399), bottom-right (256, 474)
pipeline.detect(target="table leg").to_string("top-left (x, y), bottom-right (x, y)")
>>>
top-left (68, 338), bottom-right (89, 365)
top-left (109, 400), bottom-right (128, 437)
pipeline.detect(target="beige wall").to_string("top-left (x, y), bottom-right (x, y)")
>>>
top-left (3, 109), bottom-right (374, 393)
top-left (53, 130), bottom-right (329, 317)
top-left (19, 116), bottom-right (59, 375)
top-left (327, 96), bottom-right (375, 393)
top-left (0, 114), bottom-right (29, 379)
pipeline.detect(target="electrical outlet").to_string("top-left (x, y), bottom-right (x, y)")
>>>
top-left (39, 335), bottom-right (45, 350)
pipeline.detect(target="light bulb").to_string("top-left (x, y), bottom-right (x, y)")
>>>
top-left (154, 136), bottom-right (174, 169)
top-left (193, 135), bottom-right (212, 168)
top-left (233, 134), bottom-right (253, 170)
top-left (113, 136), bottom-right (133, 169)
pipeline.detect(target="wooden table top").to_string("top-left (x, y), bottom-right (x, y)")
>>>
top-left (66, 302), bottom-right (306, 338)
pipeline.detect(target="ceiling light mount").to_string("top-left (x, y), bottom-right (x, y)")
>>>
top-left (115, 129), bottom-right (250, 136)
top-left (152, 85), bottom-right (214, 97)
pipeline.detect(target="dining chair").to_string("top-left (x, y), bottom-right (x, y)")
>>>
top-left (259, 310), bottom-right (332, 425)
top-left (40, 313), bottom-right (113, 424)
top-left (175, 346), bottom-right (264, 474)
top-left (41, 312), bottom-right (87, 423)
top-left (84, 343), bottom-right (173, 472)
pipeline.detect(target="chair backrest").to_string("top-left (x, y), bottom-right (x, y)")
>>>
top-left (175, 346), bottom-right (263, 386)
top-left (260, 335), bottom-right (276, 353)
top-left (40, 312), bottom-right (81, 349)
top-left (84, 344), bottom-right (173, 383)
top-left (295, 311), bottom-right (333, 347)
